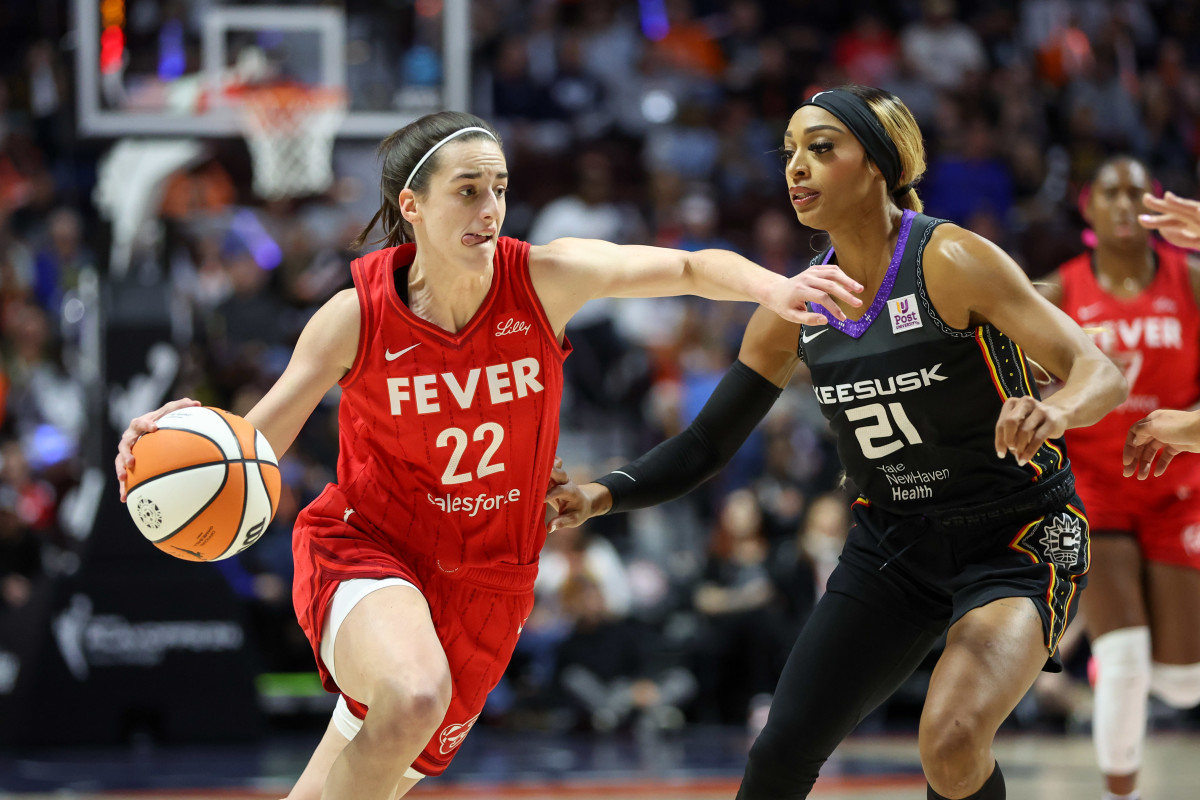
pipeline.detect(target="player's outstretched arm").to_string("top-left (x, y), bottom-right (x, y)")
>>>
top-left (1123, 409), bottom-right (1200, 479)
top-left (528, 237), bottom-right (862, 337)
top-left (546, 305), bottom-right (800, 529)
top-left (1139, 192), bottom-right (1200, 251)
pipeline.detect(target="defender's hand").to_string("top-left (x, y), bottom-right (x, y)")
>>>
top-left (545, 481), bottom-right (613, 533)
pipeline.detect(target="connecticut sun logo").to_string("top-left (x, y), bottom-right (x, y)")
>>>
top-left (1038, 513), bottom-right (1084, 567)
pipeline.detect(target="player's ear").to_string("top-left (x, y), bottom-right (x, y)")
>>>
top-left (399, 188), bottom-right (420, 227)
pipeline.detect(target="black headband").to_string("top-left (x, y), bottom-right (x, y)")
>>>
top-left (800, 89), bottom-right (909, 196)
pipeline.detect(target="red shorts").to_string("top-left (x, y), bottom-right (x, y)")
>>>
top-left (1072, 470), bottom-right (1200, 570)
top-left (292, 485), bottom-right (537, 776)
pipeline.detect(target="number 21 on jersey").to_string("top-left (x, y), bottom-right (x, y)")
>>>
top-left (846, 402), bottom-right (922, 459)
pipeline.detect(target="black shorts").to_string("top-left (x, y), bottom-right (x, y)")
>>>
top-left (829, 469), bottom-right (1089, 672)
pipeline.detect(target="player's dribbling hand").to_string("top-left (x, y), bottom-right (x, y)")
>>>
top-left (1139, 192), bottom-right (1200, 251)
top-left (994, 396), bottom-right (1067, 467)
top-left (115, 397), bottom-right (202, 502)
top-left (545, 481), bottom-right (612, 533)
top-left (768, 264), bottom-right (864, 326)
top-left (1123, 409), bottom-right (1200, 479)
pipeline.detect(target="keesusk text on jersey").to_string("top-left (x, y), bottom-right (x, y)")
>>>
top-left (813, 363), bottom-right (947, 406)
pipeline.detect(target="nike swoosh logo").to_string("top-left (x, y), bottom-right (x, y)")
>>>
top-left (385, 343), bottom-right (421, 361)
top-left (801, 328), bottom-right (830, 344)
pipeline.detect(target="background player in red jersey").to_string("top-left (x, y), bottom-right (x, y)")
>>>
top-left (112, 111), bottom-right (863, 800)
top-left (1123, 190), bottom-right (1200, 473)
top-left (1040, 156), bottom-right (1200, 800)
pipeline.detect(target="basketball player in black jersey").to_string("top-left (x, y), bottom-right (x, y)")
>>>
top-left (546, 86), bottom-right (1127, 800)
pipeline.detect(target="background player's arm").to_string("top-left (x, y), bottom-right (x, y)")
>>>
top-left (923, 226), bottom-right (1128, 462)
top-left (244, 289), bottom-right (361, 459)
top-left (527, 238), bottom-right (862, 337)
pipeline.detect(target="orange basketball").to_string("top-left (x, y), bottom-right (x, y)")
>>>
top-left (125, 407), bottom-right (281, 562)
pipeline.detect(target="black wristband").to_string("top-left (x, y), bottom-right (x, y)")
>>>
top-left (594, 359), bottom-right (783, 514)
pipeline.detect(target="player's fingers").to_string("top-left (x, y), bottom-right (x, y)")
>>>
top-left (1153, 446), bottom-right (1180, 477)
top-left (790, 311), bottom-right (831, 326)
top-left (994, 398), bottom-right (1023, 457)
top-left (805, 277), bottom-right (864, 307)
top-left (1162, 191), bottom-right (1200, 212)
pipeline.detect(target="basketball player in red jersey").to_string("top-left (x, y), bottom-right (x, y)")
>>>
top-left (1124, 190), bottom-right (1200, 473)
top-left (113, 111), bottom-right (863, 800)
top-left (1040, 156), bottom-right (1200, 800)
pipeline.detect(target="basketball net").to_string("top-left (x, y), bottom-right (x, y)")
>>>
top-left (237, 84), bottom-right (347, 201)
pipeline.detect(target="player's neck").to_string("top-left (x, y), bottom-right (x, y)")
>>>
top-left (407, 252), bottom-right (494, 334)
top-left (1094, 245), bottom-right (1155, 296)
top-left (824, 204), bottom-right (906, 286)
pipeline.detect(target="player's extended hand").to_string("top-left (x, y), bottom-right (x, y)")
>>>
top-left (545, 481), bottom-right (612, 533)
top-left (1123, 409), bottom-right (1200, 479)
top-left (995, 396), bottom-right (1067, 466)
top-left (115, 397), bottom-right (202, 503)
top-left (1139, 192), bottom-right (1200, 251)
top-left (767, 264), bottom-right (864, 326)
top-left (548, 456), bottom-right (568, 491)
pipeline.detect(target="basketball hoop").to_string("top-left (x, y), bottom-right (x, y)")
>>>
top-left (237, 84), bottom-right (347, 201)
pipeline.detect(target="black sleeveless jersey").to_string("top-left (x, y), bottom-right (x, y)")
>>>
top-left (797, 210), bottom-right (1069, 514)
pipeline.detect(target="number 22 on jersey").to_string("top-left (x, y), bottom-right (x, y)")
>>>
top-left (436, 423), bottom-right (505, 485)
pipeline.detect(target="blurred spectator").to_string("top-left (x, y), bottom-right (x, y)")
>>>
top-left (554, 572), bottom-right (696, 733)
top-left (538, 525), bottom-right (632, 618)
top-left (0, 482), bottom-right (40, 610)
top-left (921, 116), bottom-right (1014, 226)
top-left (834, 11), bottom-right (901, 87)
top-left (32, 207), bottom-right (89, 313)
top-left (2, 301), bottom-right (85, 468)
top-left (900, 0), bottom-right (986, 92)
top-left (692, 489), bottom-right (784, 723)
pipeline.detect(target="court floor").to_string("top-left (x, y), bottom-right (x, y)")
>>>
top-left (3, 729), bottom-right (1199, 799)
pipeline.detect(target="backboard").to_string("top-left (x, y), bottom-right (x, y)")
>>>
top-left (74, 0), bottom-right (470, 138)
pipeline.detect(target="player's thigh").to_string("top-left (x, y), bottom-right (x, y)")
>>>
top-left (1146, 560), bottom-right (1200, 664)
top-left (1081, 533), bottom-right (1148, 637)
top-left (921, 597), bottom-right (1048, 738)
top-left (333, 583), bottom-right (450, 708)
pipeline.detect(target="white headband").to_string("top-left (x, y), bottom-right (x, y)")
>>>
top-left (402, 126), bottom-right (497, 191)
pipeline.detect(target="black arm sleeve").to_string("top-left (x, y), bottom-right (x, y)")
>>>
top-left (594, 359), bottom-right (783, 514)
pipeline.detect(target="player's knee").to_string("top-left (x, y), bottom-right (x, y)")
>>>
top-left (739, 725), bottom-right (821, 798)
top-left (368, 674), bottom-right (452, 739)
top-left (1150, 661), bottom-right (1200, 709)
top-left (1093, 627), bottom-right (1152, 683)
top-left (919, 710), bottom-right (990, 791)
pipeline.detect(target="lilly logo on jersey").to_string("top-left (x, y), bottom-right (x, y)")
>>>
top-left (889, 294), bottom-right (922, 334)
top-left (387, 357), bottom-right (544, 415)
top-left (495, 317), bottom-right (531, 336)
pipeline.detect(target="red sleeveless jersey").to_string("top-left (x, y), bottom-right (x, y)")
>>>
top-left (310, 236), bottom-right (569, 573)
top-left (1059, 241), bottom-right (1200, 491)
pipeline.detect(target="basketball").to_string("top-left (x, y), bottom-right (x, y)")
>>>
top-left (125, 406), bottom-right (281, 562)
